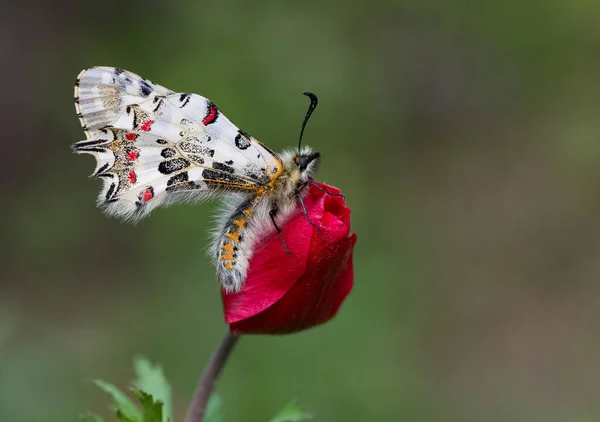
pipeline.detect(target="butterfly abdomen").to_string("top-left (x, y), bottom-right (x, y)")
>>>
top-left (215, 195), bottom-right (265, 292)
top-left (213, 180), bottom-right (309, 292)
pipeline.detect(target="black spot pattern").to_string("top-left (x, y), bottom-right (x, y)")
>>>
top-left (180, 141), bottom-right (215, 157)
top-left (166, 172), bottom-right (200, 192)
top-left (202, 169), bottom-right (238, 186)
top-left (95, 163), bottom-right (110, 176)
top-left (188, 155), bottom-right (205, 164)
top-left (201, 146), bottom-right (214, 157)
top-left (244, 168), bottom-right (261, 181)
top-left (225, 160), bottom-right (234, 165)
top-left (131, 109), bottom-right (138, 128)
top-left (72, 138), bottom-right (110, 149)
top-left (179, 93), bottom-right (191, 108)
top-left (105, 183), bottom-right (116, 201)
top-left (76, 147), bottom-right (105, 153)
top-left (241, 164), bottom-right (270, 184)
top-left (140, 80), bottom-right (153, 96)
top-left (153, 96), bottom-right (165, 112)
top-left (235, 132), bottom-right (251, 150)
top-left (158, 158), bottom-right (190, 175)
top-left (161, 148), bottom-right (177, 158)
top-left (213, 162), bottom-right (235, 173)
top-left (156, 139), bottom-right (168, 145)
top-left (167, 172), bottom-right (188, 186)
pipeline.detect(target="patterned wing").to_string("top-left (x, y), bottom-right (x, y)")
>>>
top-left (73, 67), bottom-right (282, 222)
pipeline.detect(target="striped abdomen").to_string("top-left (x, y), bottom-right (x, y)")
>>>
top-left (215, 195), bottom-right (262, 292)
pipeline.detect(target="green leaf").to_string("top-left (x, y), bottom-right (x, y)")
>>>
top-left (116, 409), bottom-right (138, 422)
top-left (93, 379), bottom-right (142, 422)
top-left (204, 393), bottom-right (223, 422)
top-left (270, 401), bottom-right (312, 422)
top-left (133, 357), bottom-right (173, 422)
top-left (80, 412), bottom-right (104, 422)
top-left (131, 387), bottom-right (163, 422)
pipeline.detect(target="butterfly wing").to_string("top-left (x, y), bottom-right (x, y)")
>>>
top-left (73, 67), bottom-right (282, 222)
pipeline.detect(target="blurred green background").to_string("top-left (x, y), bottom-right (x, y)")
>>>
top-left (3, 0), bottom-right (600, 421)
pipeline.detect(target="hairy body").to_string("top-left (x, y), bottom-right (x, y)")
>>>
top-left (73, 67), bottom-right (320, 292)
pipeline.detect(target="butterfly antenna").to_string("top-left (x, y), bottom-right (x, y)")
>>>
top-left (298, 92), bottom-right (318, 153)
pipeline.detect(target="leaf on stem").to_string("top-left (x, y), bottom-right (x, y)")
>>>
top-left (204, 393), bottom-right (224, 422)
top-left (131, 388), bottom-right (164, 422)
top-left (93, 379), bottom-right (142, 421)
top-left (269, 401), bottom-right (312, 422)
top-left (133, 356), bottom-right (173, 422)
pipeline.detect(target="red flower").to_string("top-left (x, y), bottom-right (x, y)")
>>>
top-left (221, 182), bottom-right (357, 335)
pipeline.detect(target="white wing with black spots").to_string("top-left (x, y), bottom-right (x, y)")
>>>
top-left (163, 93), bottom-right (281, 180)
top-left (75, 66), bottom-right (173, 137)
top-left (72, 67), bottom-right (283, 222)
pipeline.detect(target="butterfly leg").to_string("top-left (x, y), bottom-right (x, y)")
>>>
top-left (269, 208), bottom-right (292, 254)
top-left (306, 178), bottom-right (344, 197)
top-left (296, 192), bottom-right (320, 230)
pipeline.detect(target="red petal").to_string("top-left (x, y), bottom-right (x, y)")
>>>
top-left (222, 207), bottom-right (315, 323)
top-left (229, 233), bottom-right (356, 334)
top-left (308, 182), bottom-right (341, 196)
top-left (222, 180), bottom-right (356, 334)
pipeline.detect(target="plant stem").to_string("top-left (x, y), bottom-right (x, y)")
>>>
top-left (183, 331), bottom-right (240, 422)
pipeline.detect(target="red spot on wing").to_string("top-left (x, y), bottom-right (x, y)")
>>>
top-left (142, 187), bottom-right (154, 202)
top-left (128, 150), bottom-right (139, 161)
top-left (140, 120), bottom-right (154, 132)
top-left (125, 133), bottom-right (137, 141)
top-left (202, 104), bottom-right (218, 125)
top-left (128, 171), bottom-right (137, 184)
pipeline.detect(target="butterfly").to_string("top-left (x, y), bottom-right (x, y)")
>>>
top-left (73, 67), bottom-right (324, 292)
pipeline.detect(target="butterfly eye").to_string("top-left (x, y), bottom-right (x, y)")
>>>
top-left (298, 156), bottom-right (308, 169)
top-left (298, 152), bottom-right (320, 171)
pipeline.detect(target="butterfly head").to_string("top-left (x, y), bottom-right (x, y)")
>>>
top-left (281, 145), bottom-right (320, 184)
top-left (295, 147), bottom-right (320, 173)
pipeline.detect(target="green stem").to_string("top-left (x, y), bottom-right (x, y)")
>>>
top-left (183, 331), bottom-right (240, 422)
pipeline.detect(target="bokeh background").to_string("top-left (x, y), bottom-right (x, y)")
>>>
top-left (3, 1), bottom-right (600, 421)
